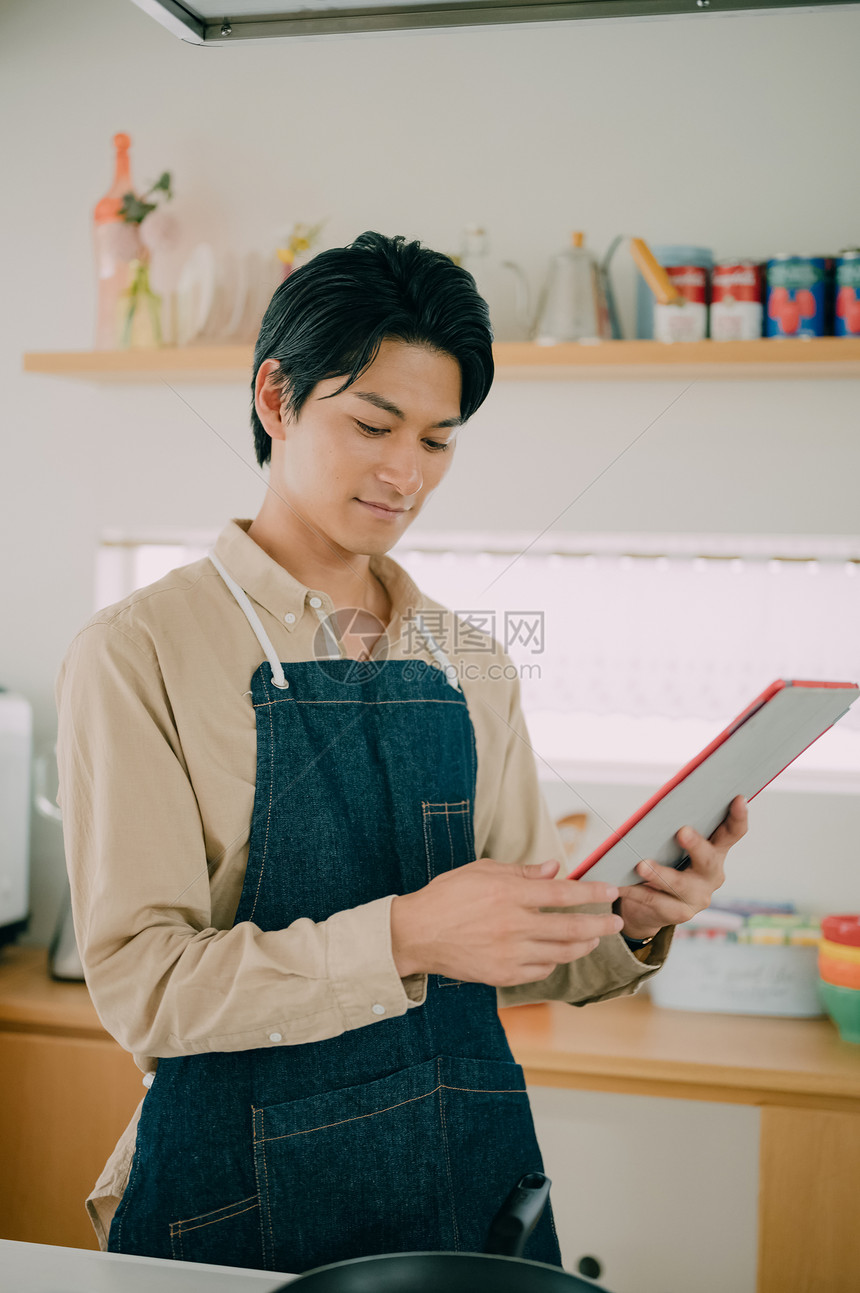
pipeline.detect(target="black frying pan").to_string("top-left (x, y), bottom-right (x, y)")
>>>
top-left (274, 1172), bottom-right (611, 1292)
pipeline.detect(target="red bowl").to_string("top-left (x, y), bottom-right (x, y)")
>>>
top-left (821, 914), bottom-right (860, 947)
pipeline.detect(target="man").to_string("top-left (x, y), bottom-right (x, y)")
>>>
top-left (56, 230), bottom-right (747, 1274)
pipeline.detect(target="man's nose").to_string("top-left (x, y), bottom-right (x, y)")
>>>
top-left (377, 442), bottom-right (423, 496)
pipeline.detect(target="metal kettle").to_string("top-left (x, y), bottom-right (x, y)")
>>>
top-left (530, 233), bottom-right (683, 343)
top-left (533, 231), bottom-right (612, 344)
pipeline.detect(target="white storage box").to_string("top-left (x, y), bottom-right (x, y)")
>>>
top-left (648, 909), bottom-right (823, 1017)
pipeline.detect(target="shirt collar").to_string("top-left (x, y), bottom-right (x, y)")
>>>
top-left (212, 518), bottom-right (427, 637)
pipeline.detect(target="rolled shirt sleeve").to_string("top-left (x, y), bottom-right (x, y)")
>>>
top-left (473, 661), bottom-right (673, 1009)
top-left (55, 622), bottom-right (424, 1061)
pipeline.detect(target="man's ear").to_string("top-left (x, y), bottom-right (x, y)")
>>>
top-left (254, 359), bottom-right (292, 442)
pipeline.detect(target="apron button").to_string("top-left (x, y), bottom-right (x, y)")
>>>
top-left (268, 1032), bottom-right (283, 1042)
top-left (371, 1003), bottom-right (386, 1016)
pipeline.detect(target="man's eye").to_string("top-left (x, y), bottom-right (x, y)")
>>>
top-left (354, 420), bottom-right (450, 452)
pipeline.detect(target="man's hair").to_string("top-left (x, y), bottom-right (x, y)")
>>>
top-left (250, 230), bottom-right (494, 468)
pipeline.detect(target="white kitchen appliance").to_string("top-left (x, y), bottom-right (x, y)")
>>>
top-left (0, 689), bottom-right (32, 946)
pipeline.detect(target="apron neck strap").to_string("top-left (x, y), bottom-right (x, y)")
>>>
top-left (208, 551), bottom-right (461, 692)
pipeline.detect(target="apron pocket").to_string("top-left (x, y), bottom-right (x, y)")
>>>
top-left (435, 1054), bottom-right (558, 1264)
top-left (169, 1194), bottom-right (262, 1265)
top-left (252, 1057), bottom-right (453, 1273)
top-left (251, 1054), bottom-right (556, 1273)
top-left (422, 800), bottom-right (475, 987)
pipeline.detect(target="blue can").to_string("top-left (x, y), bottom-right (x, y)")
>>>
top-left (835, 250), bottom-right (860, 337)
top-left (766, 256), bottom-right (829, 337)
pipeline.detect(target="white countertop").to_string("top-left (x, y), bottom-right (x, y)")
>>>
top-left (0, 1240), bottom-right (296, 1291)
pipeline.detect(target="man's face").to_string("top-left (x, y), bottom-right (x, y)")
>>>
top-left (261, 338), bottom-right (463, 558)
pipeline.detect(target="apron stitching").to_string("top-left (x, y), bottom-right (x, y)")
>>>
top-left (444, 807), bottom-right (455, 870)
top-left (248, 698), bottom-right (276, 923)
top-left (170, 1201), bottom-right (259, 1237)
top-left (256, 1083), bottom-right (528, 1143)
top-left (421, 805), bottom-right (433, 886)
top-left (422, 802), bottom-right (469, 986)
top-left (253, 1107), bottom-right (276, 1268)
top-left (169, 1196), bottom-right (258, 1228)
top-left (253, 698), bottom-right (466, 709)
top-left (437, 1060), bottom-right (461, 1250)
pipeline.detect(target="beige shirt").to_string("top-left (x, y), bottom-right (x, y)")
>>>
top-left (55, 518), bottom-right (671, 1246)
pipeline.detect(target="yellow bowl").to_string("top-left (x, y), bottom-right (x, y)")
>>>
top-left (820, 938), bottom-right (860, 965)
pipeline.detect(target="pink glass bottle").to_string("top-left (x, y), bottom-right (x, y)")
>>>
top-left (93, 133), bottom-right (142, 349)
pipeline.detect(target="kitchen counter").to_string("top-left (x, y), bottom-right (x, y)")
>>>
top-left (499, 992), bottom-right (860, 1110)
top-left (0, 1239), bottom-right (294, 1291)
top-left (2, 946), bottom-right (859, 1291)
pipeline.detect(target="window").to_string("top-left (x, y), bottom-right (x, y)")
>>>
top-left (97, 529), bottom-right (860, 788)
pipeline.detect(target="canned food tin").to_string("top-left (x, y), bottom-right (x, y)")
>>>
top-left (710, 260), bottom-right (764, 341)
top-left (766, 255), bottom-right (829, 337)
top-left (654, 265), bottom-right (709, 343)
top-left (835, 250), bottom-right (860, 337)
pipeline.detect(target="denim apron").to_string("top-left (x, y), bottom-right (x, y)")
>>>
top-left (107, 553), bottom-right (560, 1274)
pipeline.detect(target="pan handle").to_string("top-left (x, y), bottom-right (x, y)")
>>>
top-left (483, 1171), bottom-right (551, 1258)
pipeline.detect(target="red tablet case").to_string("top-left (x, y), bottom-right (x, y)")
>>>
top-left (569, 679), bottom-right (859, 888)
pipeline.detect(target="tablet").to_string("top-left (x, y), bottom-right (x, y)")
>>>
top-left (569, 679), bottom-right (859, 888)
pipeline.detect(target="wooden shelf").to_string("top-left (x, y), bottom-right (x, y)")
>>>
top-left (22, 337), bottom-right (860, 383)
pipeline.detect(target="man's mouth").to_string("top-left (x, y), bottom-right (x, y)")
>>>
top-left (356, 499), bottom-right (409, 519)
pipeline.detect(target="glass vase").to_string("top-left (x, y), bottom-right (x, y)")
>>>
top-left (118, 256), bottom-right (163, 349)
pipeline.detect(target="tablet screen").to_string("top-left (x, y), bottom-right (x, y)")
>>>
top-left (570, 679), bottom-right (859, 888)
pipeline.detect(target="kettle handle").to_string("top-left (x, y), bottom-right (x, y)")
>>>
top-left (500, 260), bottom-right (533, 341)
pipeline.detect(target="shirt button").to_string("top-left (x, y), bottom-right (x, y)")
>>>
top-left (309, 596), bottom-right (323, 608)
top-left (284, 612), bottom-right (296, 624)
top-left (268, 1032), bottom-right (283, 1043)
top-left (142, 1073), bottom-right (154, 1089)
top-left (371, 1003), bottom-right (386, 1016)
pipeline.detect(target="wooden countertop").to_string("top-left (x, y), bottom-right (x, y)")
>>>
top-left (0, 946), bottom-right (105, 1039)
top-left (3, 945), bottom-right (858, 1112)
top-left (500, 995), bottom-right (860, 1112)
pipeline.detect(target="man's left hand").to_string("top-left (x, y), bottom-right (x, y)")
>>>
top-left (616, 795), bottom-right (749, 942)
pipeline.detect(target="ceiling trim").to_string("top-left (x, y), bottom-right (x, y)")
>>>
top-left (129, 0), bottom-right (860, 43)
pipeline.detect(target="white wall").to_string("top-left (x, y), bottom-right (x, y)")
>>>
top-left (2, 0), bottom-right (860, 941)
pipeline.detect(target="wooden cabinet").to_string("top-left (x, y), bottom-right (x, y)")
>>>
top-left (0, 947), bottom-right (143, 1249)
top-left (501, 997), bottom-right (860, 1293)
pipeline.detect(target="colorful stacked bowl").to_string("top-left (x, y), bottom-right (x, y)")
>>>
top-left (818, 914), bottom-right (860, 1043)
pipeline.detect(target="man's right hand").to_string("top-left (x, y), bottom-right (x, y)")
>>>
top-left (390, 857), bottom-right (622, 987)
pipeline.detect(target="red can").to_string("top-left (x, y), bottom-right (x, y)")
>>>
top-left (710, 260), bottom-right (764, 341)
top-left (653, 265), bottom-right (709, 343)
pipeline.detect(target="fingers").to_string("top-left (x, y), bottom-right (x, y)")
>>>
top-left (520, 939), bottom-right (603, 978)
top-left (521, 875), bottom-right (620, 909)
top-left (621, 870), bottom-right (696, 925)
top-left (706, 795), bottom-right (749, 849)
top-left (521, 859), bottom-right (562, 879)
top-left (633, 859), bottom-right (694, 901)
top-left (529, 911), bottom-right (623, 944)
